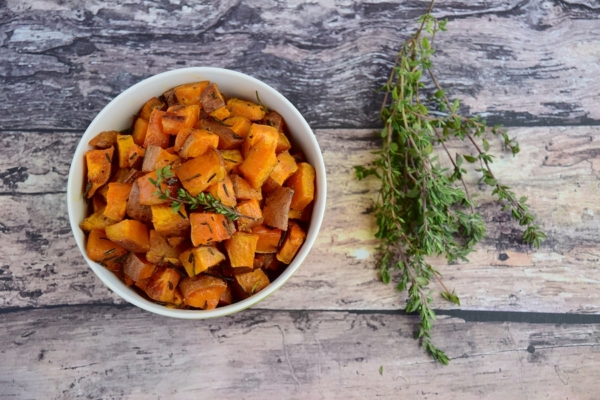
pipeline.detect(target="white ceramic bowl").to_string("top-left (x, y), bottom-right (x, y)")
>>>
top-left (67, 67), bottom-right (326, 318)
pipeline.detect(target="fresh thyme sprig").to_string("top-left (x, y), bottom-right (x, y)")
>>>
top-left (149, 165), bottom-right (247, 221)
top-left (355, 0), bottom-right (545, 364)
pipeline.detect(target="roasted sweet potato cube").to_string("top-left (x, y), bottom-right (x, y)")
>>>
top-left (218, 284), bottom-right (233, 306)
top-left (140, 97), bottom-right (165, 121)
top-left (89, 130), bottom-right (119, 149)
top-left (286, 162), bottom-right (316, 211)
top-left (180, 246), bottom-right (226, 277)
top-left (144, 109), bottom-right (170, 149)
top-left (147, 230), bottom-right (183, 266)
top-left (145, 266), bottom-right (181, 303)
top-left (171, 287), bottom-right (185, 307)
top-left (288, 209), bottom-right (302, 220)
top-left (163, 88), bottom-right (179, 107)
top-left (240, 149), bottom-right (278, 190)
top-left (253, 253), bottom-right (280, 271)
top-left (276, 132), bottom-right (292, 154)
top-left (235, 268), bottom-right (270, 297)
top-left (86, 229), bottom-right (128, 272)
top-left (224, 116), bottom-right (252, 138)
top-left (105, 219), bottom-right (150, 253)
top-left (225, 232), bottom-right (259, 268)
top-left (132, 118), bottom-right (149, 146)
top-left (126, 181), bottom-right (152, 224)
top-left (262, 111), bottom-right (285, 132)
top-left (80, 210), bottom-right (116, 232)
top-left (92, 193), bottom-right (106, 213)
top-left (123, 253), bottom-right (156, 282)
top-left (178, 128), bottom-right (219, 158)
top-left (200, 83), bottom-right (226, 114)
top-left (103, 182), bottom-right (133, 222)
top-left (136, 171), bottom-right (178, 206)
top-left (127, 144), bottom-right (145, 169)
top-left (175, 147), bottom-right (226, 196)
top-left (151, 204), bottom-right (190, 237)
top-left (251, 225), bottom-right (282, 254)
top-left (167, 236), bottom-right (187, 248)
top-left (198, 119), bottom-right (244, 150)
top-left (174, 81), bottom-right (209, 106)
top-left (263, 151), bottom-right (298, 193)
top-left (262, 186), bottom-right (294, 231)
top-left (190, 213), bottom-right (232, 246)
top-left (179, 275), bottom-right (227, 309)
top-left (174, 127), bottom-right (194, 152)
top-left (141, 145), bottom-right (181, 172)
top-left (207, 175), bottom-right (236, 208)
top-left (221, 150), bottom-right (243, 175)
top-left (116, 134), bottom-right (135, 168)
top-left (162, 105), bottom-right (200, 135)
top-left (226, 98), bottom-right (266, 121)
top-left (209, 106), bottom-right (231, 121)
top-left (276, 221), bottom-right (306, 264)
top-left (241, 123), bottom-right (279, 158)
top-left (85, 147), bottom-right (114, 198)
top-left (230, 175), bottom-right (262, 201)
top-left (235, 198), bottom-right (263, 231)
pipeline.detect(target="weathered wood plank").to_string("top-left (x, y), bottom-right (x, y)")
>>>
top-left (0, 306), bottom-right (598, 399)
top-left (1, 0), bottom-right (599, 131)
top-left (1, 126), bottom-right (599, 312)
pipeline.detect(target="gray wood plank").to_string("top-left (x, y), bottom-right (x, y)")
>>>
top-left (0, 306), bottom-right (599, 399)
top-left (1, 0), bottom-right (599, 131)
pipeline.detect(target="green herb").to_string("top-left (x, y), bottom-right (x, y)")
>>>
top-left (250, 281), bottom-right (260, 295)
top-left (104, 248), bottom-right (116, 255)
top-left (379, 366), bottom-right (383, 376)
top-left (83, 181), bottom-right (93, 198)
top-left (129, 152), bottom-right (137, 160)
top-left (355, 0), bottom-right (545, 364)
top-left (255, 91), bottom-right (269, 113)
top-left (105, 153), bottom-right (111, 163)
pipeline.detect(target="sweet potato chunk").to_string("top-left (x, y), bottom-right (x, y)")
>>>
top-left (239, 124), bottom-right (279, 189)
top-left (226, 98), bottom-right (266, 121)
top-left (276, 132), bottom-right (292, 154)
top-left (190, 213), bottom-right (232, 246)
top-left (180, 246), bottom-right (226, 277)
top-left (198, 119), bottom-right (244, 150)
top-left (132, 118), bottom-right (149, 146)
top-left (206, 175), bottom-right (236, 208)
top-left (105, 219), bottom-right (150, 253)
top-left (231, 175), bottom-right (262, 201)
top-left (163, 88), bottom-right (179, 107)
top-left (162, 105), bottom-right (200, 135)
top-left (85, 147), bottom-right (114, 198)
top-left (276, 221), bottom-right (306, 264)
top-left (263, 150), bottom-right (298, 193)
top-left (241, 123), bottom-right (279, 158)
top-left (116, 134), bottom-right (135, 168)
top-left (141, 145), bottom-right (181, 172)
top-left (174, 81), bottom-right (209, 106)
top-left (209, 106), bottom-right (231, 121)
top-left (92, 194), bottom-right (106, 213)
top-left (179, 275), bottom-right (227, 309)
top-left (223, 116), bottom-right (252, 138)
top-left (221, 150), bottom-right (243, 175)
top-left (175, 147), bottom-right (226, 196)
top-left (127, 144), bottom-right (145, 169)
top-left (235, 268), bottom-right (270, 298)
top-left (139, 97), bottom-right (165, 121)
top-left (103, 182), bottom-right (133, 222)
top-left (167, 236), bottom-right (187, 248)
top-left (80, 210), bottom-right (116, 232)
top-left (286, 162), bottom-right (316, 211)
top-left (123, 253), bottom-right (156, 282)
top-left (86, 229), bottom-right (128, 272)
top-left (151, 204), bottom-right (190, 237)
top-left (178, 128), bottom-right (219, 159)
top-left (136, 171), bottom-right (179, 206)
top-left (89, 130), bottom-right (119, 149)
top-left (262, 186), bottom-right (294, 231)
top-left (254, 253), bottom-right (280, 270)
top-left (235, 198), bottom-right (263, 231)
top-left (126, 181), bottom-right (152, 224)
top-left (144, 109), bottom-right (170, 149)
top-left (225, 232), bottom-right (259, 268)
top-left (147, 230), bottom-right (182, 266)
top-left (146, 266), bottom-right (181, 303)
top-left (218, 284), bottom-right (233, 306)
top-left (200, 83), bottom-right (226, 114)
top-left (262, 111), bottom-right (285, 133)
top-left (251, 225), bottom-right (282, 254)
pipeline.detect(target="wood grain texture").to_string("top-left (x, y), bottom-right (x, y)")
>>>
top-left (1, 306), bottom-right (599, 399)
top-left (1, 0), bottom-right (599, 131)
top-left (2, 127), bottom-right (599, 313)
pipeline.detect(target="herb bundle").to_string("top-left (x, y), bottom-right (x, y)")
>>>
top-left (355, 1), bottom-right (546, 363)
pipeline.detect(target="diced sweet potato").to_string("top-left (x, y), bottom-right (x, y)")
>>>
top-left (198, 119), bottom-right (244, 150)
top-left (226, 98), bottom-right (266, 121)
top-left (241, 123), bottom-right (279, 158)
top-left (262, 186), bottom-right (294, 231)
top-left (174, 127), bottom-right (193, 152)
top-left (206, 175), bottom-right (236, 208)
top-left (139, 97), bottom-right (165, 121)
top-left (276, 221), bottom-right (306, 264)
top-left (240, 149), bottom-right (278, 190)
top-left (263, 150), bottom-right (299, 193)
top-left (103, 182), bottom-right (133, 222)
top-left (85, 147), bottom-right (114, 198)
top-left (225, 232), bottom-right (259, 268)
top-left (221, 150), bottom-right (243, 175)
top-left (86, 229), bottom-right (128, 272)
top-left (136, 171), bottom-right (178, 206)
top-left (253, 253), bottom-right (280, 270)
top-left (126, 181), bottom-right (152, 224)
top-left (167, 236), bottom-right (187, 248)
top-left (179, 246), bottom-right (226, 277)
top-left (151, 204), bottom-right (191, 237)
top-left (262, 111), bottom-right (285, 132)
top-left (80, 210), bottom-right (116, 232)
top-left (230, 175), bottom-right (262, 201)
top-left (251, 225), bottom-right (282, 254)
top-left (96, 167), bottom-right (138, 201)
top-left (276, 132), bottom-right (292, 154)
top-left (288, 209), bottom-right (302, 220)
top-left (179, 275), bottom-right (227, 309)
top-left (147, 230), bottom-right (183, 266)
top-left (105, 219), bottom-right (150, 253)
top-left (235, 198), bottom-right (263, 231)
top-left (144, 109), bottom-right (170, 149)
top-left (145, 266), bottom-right (181, 303)
top-left (89, 130), bottom-right (119, 149)
top-left (200, 83), bottom-right (226, 114)
top-left (178, 128), bottom-right (219, 158)
top-left (175, 147), bottom-right (226, 196)
top-left (171, 287), bottom-right (185, 307)
top-left (162, 105), bottom-right (200, 135)
top-left (123, 253), bottom-right (156, 282)
top-left (234, 268), bottom-right (270, 298)
top-left (116, 134), bottom-right (135, 168)
top-left (132, 118), bottom-right (149, 146)
top-left (218, 284), bottom-right (233, 306)
top-left (190, 213), bottom-right (232, 246)
top-left (92, 194), bottom-right (106, 213)
top-left (174, 81), bottom-right (210, 106)
top-left (223, 116), bottom-right (252, 138)
top-left (141, 145), bottom-right (181, 172)
top-left (163, 88), bottom-right (179, 107)
top-left (127, 144), bottom-right (145, 169)
top-left (286, 162), bottom-right (316, 211)
top-left (209, 106), bottom-right (231, 121)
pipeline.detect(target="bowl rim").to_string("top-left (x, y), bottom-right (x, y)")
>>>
top-left (67, 67), bottom-right (327, 319)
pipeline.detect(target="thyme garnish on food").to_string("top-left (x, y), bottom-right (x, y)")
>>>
top-left (355, 0), bottom-right (545, 364)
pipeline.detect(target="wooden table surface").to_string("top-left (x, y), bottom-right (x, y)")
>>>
top-left (2, 1), bottom-right (600, 398)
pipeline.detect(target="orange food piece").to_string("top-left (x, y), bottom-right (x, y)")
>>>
top-left (179, 246), bottom-right (226, 277)
top-left (127, 144), bottom-right (145, 169)
top-left (218, 284), bottom-right (233, 306)
top-left (151, 203), bottom-right (190, 237)
top-left (263, 150), bottom-right (298, 193)
top-left (276, 221), bottom-right (306, 264)
top-left (178, 128), bottom-right (219, 158)
top-left (239, 124), bottom-right (279, 189)
top-left (174, 81), bottom-right (209, 106)
top-left (254, 253), bottom-right (280, 270)
top-left (92, 194), bottom-right (106, 213)
top-left (146, 230), bottom-right (183, 266)
top-left (241, 123), bottom-right (278, 158)
top-left (141, 145), bottom-right (181, 172)
top-left (230, 175), bottom-right (262, 201)
top-left (262, 111), bottom-right (285, 132)
top-left (226, 98), bottom-right (266, 121)
top-left (235, 268), bottom-right (270, 297)
top-left (175, 147), bottom-right (226, 196)
top-left (190, 213), bottom-right (232, 246)
top-left (89, 130), bottom-right (119, 149)
top-left (200, 83), bottom-right (226, 114)
top-left (136, 171), bottom-right (177, 206)
top-left (223, 116), bottom-right (252, 138)
top-left (123, 253), bottom-right (156, 282)
top-left (209, 106), bottom-right (231, 121)
top-left (197, 119), bottom-right (244, 150)
top-left (225, 232), bottom-right (259, 268)
top-left (145, 266), bottom-right (181, 303)
top-left (105, 219), bottom-right (150, 253)
top-left (139, 97), bottom-right (165, 121)
top-left (126, 181), bottom-right (152, 224)
top-left (86, 229), bottom-right (128, 272)
top-left (252, 225), bottom-right (282, 254)
top-left (171, 287), bottom-right (185, 307)
top-left (162, 105), bottom-right (200, 135)
top-left (221, 150), bottom-right (243, 174)
top-left (276, 132), bottom-right (292, 154)
top-left (179, 275), bottom-right (227, 309)
top-left (206, 175), bottom-right (236, 208)
top-left (143, 109), bottom-right (170, 149)
top-left (79, 210), bottom-right (116, 232)
top-left (85, 147), bottom-right (114, 198)
top-left (262, 186), bottom-right (294, 231)
top-left (286, 162), bottom-right (316, 211)
top-left (116, 134), bottom-right (135, 168)
top-left (235, 198), bottom-right (263, 231)
top-left (167, 236), bottom-right (187, 248)
top-left (103, 182), bottom-right (133, 222)
top-left (132, 118), bottom-right (149, 146)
